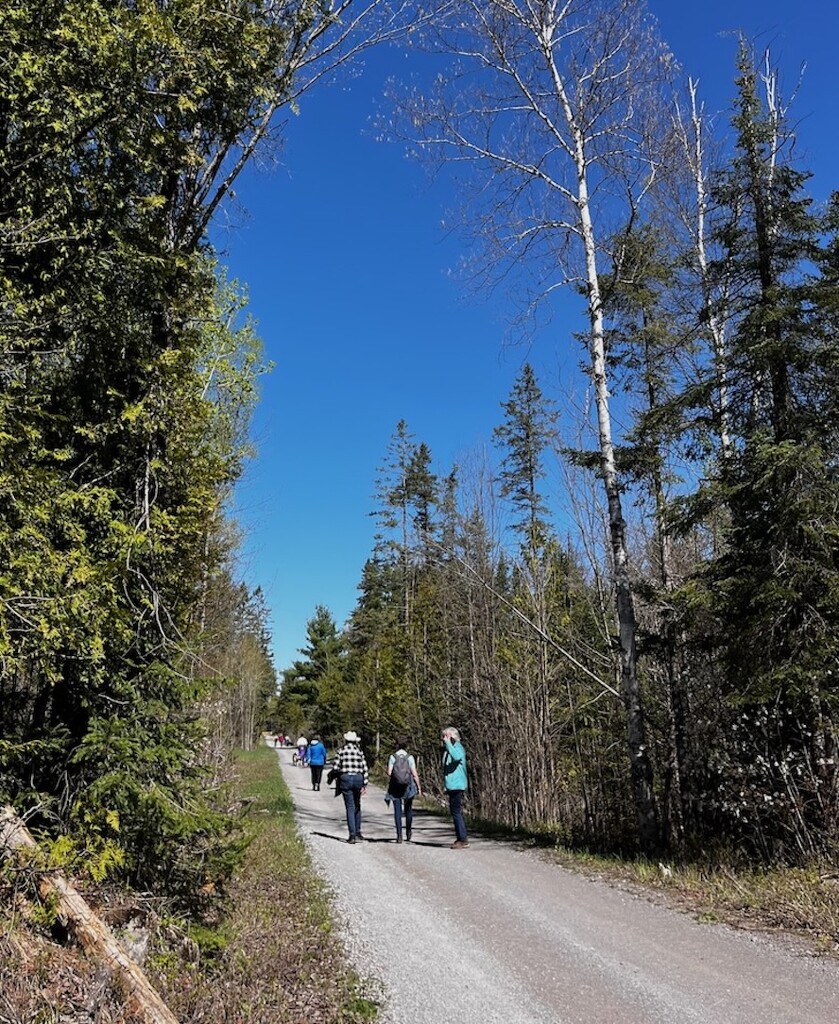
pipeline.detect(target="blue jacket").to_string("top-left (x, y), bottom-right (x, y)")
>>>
top-left (442, 739), bottom-right (468, 791)
top-left (307, 740), bottom-right (327, 766)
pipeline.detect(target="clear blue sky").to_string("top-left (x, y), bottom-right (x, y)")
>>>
top-left (211, 1), bottom-right (839, 674)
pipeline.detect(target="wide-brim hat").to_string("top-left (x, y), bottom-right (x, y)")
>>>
top-left (343, 730), bottom-right (360, 743)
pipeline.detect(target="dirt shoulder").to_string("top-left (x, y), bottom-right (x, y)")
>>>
top-left (535, 844), bottom-right (839, 959)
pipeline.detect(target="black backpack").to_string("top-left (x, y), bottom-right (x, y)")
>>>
top-left (391, 752), bottom-right (412, 789)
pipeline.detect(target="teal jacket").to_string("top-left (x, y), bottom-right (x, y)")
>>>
top-left (442, 739), bottom-right (468, 791)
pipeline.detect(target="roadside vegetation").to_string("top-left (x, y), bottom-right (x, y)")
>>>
top-left (546, 845), bottom-right (839, 957)
top-left (151, 745), bottom-right (378, 1023)
top-left (1, 744), bottom-right (378, 1023)
top-left (3, 1), bottom-right (839, 1016)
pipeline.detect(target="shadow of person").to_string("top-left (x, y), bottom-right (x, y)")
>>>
top-left (310, 831), bottom-right (353, 843)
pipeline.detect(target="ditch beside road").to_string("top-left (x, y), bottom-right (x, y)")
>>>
top-left (277, 749), bottom-right (839, 1024)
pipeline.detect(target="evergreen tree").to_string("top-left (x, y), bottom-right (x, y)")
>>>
top-left (493, 364), bottom-right (557, 555)
top-left (690, 46), bottom-right (839, 855)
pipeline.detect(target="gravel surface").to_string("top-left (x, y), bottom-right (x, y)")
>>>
top-left (276, 749), bottom-right (839, 1024)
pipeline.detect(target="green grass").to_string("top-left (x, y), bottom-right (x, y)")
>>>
top-left (154, 744), bottom-right (382, 1023)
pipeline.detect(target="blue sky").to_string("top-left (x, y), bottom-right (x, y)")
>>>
top-left (212, 1), bottom-right (839, 674)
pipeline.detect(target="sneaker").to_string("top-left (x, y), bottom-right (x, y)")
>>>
top-left (450, 840), bottom-right (470, 849)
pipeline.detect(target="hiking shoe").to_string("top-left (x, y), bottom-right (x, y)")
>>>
top-left (406, 830), bottom-right (412, 842)
top-left (396, 836), bottom-right (403, 844)
top-left (356, 833), bottom-right (365, 841)
top-left (347, 836), bottom-right (357, 844)
top-left (450, 840), bottom-right (470, 849)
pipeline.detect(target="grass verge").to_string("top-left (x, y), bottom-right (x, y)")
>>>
top-left (545, 848), bottom-right (839, 956)
top-left (152, 744), bottom-right (380, 1023)
top-left (465, 815), bottom-right (839, 958)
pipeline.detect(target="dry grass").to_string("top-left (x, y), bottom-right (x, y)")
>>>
top-left (544, 846), bottom-right (839, 957)
top-left (0, 746), bottom-right (378, 1023)
top-left (151, 746), bottom-right (379, 1023)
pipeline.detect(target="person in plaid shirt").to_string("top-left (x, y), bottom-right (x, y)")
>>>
top-left (332, 731), bottom-right (369, 843)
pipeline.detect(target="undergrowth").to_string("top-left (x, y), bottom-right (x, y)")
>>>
top-left (0, 745), bottom-right (378, 1023)
top-left (151, 744), bottom-right (379, 1022)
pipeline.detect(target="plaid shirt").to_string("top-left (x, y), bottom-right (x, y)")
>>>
top-left (332, 743), bottom-right (369, 785)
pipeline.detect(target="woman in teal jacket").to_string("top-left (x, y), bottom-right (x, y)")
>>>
top-left (441, 727), bottom-right (469, 848)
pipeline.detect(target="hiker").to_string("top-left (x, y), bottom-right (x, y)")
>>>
top-left (441, 727), bottom-right (469, 849)
top-left (385, 737), bottom-right (421, 843)
top-left (295, 736), bottom-right (308, 766)
top-left (330, 730), bottom-right (369, 843)
top-left (307, 734), bottom-right (327, 791)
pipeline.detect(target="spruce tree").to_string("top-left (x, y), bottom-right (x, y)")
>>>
top-left (700, 45), bottom-right (839, 854)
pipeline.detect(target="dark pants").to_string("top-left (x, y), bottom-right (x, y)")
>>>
top-left (391, 797), bottom-right (414, 839)
top-left (340, 774), bottom-right (364, 837)
top-left (447, 789), bottom-right (467, 842)
top-left (310, 763), bottom-right (324, 787)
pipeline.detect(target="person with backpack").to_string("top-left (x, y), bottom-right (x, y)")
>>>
top-left (441, 726), bottom-right (469, 849)
top-left (385, 737), bottom-right (421, 843)
top-left (307, 734), bottom-right (327, 791)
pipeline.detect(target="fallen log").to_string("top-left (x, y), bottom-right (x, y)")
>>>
top-left (0, 806), bottom-right (178, 1024)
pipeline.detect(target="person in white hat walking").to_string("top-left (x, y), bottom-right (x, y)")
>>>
top-left (330, 731), bottom-right (369, 843)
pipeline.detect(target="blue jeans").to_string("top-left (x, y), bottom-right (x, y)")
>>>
top-left (391, 797), bottom-right (414, 839)
top-left (341, 774), bottom-right (364, 836)
top-left (447, 789), bottom-right (467, 842)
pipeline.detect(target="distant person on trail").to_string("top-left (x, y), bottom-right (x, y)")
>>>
top-left (307, 734), bottom-right (327, 791)
top-left (441, 727), bottom-right (469, 849)
top-left (330, 731), bottom-right (369, 843)
top-left (385, 737), bottom-right (421, 843)
top-left (296, 736), bottom-right (308, 765)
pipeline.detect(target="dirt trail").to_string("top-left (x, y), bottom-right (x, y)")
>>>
top-left (276, 748), bottom-right (839, 1024)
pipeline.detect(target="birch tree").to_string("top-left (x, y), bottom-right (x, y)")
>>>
top-left (393, 0), bottom-right (674, 851)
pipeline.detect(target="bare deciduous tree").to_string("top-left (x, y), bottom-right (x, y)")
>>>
top-left (390, 0), bottom-right (676, 851)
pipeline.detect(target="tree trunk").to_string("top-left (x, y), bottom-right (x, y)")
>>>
top-left (0, 808), bottom-right (179, 1024)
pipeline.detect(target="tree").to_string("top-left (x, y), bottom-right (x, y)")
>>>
top-left (393, 0), bottom-right (673, 851)
top-left (696, 46), bottom-right (839, 856)
top-left (493, 363), bottom-right (556, 555)
top-left (0, 0), bottom-right (421, 896)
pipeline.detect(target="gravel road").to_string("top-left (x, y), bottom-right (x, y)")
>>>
top-left (276, 749), bottom-right (839, 1024)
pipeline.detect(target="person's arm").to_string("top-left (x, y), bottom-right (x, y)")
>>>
top-left (409, 754), bottom-right (421, 792)
top-left (386, 754), bottom-right (395, 778)
top-left (362, 755), bottom-right (369, 788)
top-left (443, 739), bottom-right (462, 764)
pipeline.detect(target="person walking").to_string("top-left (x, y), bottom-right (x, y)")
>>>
top-left (441, 727), bottom-right (469, 849)
top-left (295, 736), bottom-right (308, 766)
top-left (307, 734), bottom-right (327, 791)
top-left (385, 737), bottom-right (421, 843)
top-left (331, 730), bottom-right (369, 843)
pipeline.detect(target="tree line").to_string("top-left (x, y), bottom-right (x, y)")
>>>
top-left (277, 3), bottom-right (839, 863)
top-left (0, 0), bottom-right (416, 907)
top-left (3, 0), bottom-right (837, 915)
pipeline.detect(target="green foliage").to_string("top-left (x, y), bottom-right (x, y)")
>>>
top-left (0, 0), bottom-right (280, 905)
